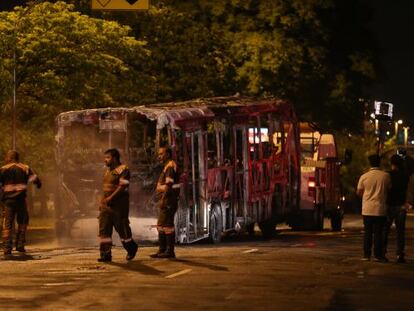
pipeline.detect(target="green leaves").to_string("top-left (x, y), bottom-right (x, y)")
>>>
top-left (0, 0), bottom-right (377, 171)
top-left (0, 1), bottom-right (152, 168)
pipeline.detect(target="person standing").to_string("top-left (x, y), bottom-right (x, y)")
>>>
top-left (384, 154), bottom-right (409, 263)
top-left (150, 147), bottom-right (180, 259)
top-left (0, 150), bottom-right (41, 256)
top-left (357, 154), bottom-right (391, 262)
top-left (98, 149), bottom-right (138, 262)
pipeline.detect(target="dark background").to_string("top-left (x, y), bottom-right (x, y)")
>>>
top-left (363, 0), bottom-right (414, 126)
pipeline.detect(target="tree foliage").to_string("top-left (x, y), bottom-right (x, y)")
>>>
top-left (163, 0), bottom-right (377, 131)
top-left (61, 0), bottom-right (378, 130)
top-left (0, 0), bottom-right (378, 171)
top-left (0, 1), bottom-right (152, 168)
top-left (68, 0), bottom-right (377, 131)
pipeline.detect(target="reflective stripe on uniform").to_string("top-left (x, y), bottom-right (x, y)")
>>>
top-left (99, 237), bottom-right (112, 244)
top-left (1, 162), bottom-right (30, 175)
top-left (115, 164), bottom-right (127, 175)
top-left (2, 229), bottom-right (11, 238)
top-left (119, 178), bottom-right (129, 185)
top-left (172, 183), bottom-right (181, 189)
top-left (3, 183), bottom-right (27, 192)
top-left (157, 226), bottom-right (175, 234)
top-left (163, 160), bottom-right (177, 172)
top-left (28, 174), bottom-right (38, 183)
top-left (121, 238), bottom-right (132, 243)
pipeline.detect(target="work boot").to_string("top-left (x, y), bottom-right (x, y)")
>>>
top-left (97, 243), bottom-right (112, 262)
top-left (150, 232), bottom-right (167, 258)
top-left (373, 256), bottom-right (389, 263)
top-left (15, 231), bottom-right (26, 253)
top-left (157, 233), bottom-right (176, 259)
top-left (16, 246), bottom-right (26, 253)
top-left (3, 232), bottom-right (13, 256)
top-left (122, 239), bottom-right (138, 261)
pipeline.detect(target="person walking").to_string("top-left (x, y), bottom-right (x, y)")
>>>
top-left (383, 154), bottom-right (409, 263)
top-left (98, 148), bottom-right (138, 262)
top-left (150, 147), bottom-right (180, 259)
top-left (357, 154), bottom-right (391, 262)
top-left (0, 150), bottom-right (41, 256)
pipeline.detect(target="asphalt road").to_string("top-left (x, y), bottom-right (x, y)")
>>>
top-left (1, 214), bottom-right (414, 311)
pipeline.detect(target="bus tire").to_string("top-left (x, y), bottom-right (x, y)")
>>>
top-left (330, 209), bottom-right (343, 231)
top-left (246, 222), bottom-right (256, 237)
top-left (209, 207), bottom-right (223, 244)
top-left (258, 220), bottom-right (276, 239)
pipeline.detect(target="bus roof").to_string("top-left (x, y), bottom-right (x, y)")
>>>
top-left (56, 96), bottom-right (294, 129)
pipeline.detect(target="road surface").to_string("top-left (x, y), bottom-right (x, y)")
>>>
top-left (0, 214), bottom-right (413, 310)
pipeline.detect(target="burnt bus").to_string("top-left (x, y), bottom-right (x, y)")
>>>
top-left (55, 96), bottom-right (322, 243)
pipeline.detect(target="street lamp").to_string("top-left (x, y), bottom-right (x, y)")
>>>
top-left (373, 101), bottom-right (393, 155)
top-left (403, 126), bottom-right (409, 147)
top-left (394, 119), bottom-right (403, 138)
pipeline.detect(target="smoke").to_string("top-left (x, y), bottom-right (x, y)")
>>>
top-left (68, 217), bottom-right (158, 245)
top-left (49, 112), bottom-right (160, 247)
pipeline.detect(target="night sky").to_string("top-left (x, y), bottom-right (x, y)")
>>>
top-left (1, 1), bottom-right (413, 126)
top-left (363, 0), bottom-right (414, 127)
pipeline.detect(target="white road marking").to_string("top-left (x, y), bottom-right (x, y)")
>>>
top-left (165, 269), bottom-right (192, 279)
top-left (242, 249), bottom-right (259, 254)
top-left (43, 282), bottom-right (76, 286)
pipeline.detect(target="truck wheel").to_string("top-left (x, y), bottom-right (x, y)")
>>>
top-left (330, 209), bottom-right (343, 231)
top-left (209, 207), bottom-right (222, 244)
top-left (314, 204), bottom-right (324, 231)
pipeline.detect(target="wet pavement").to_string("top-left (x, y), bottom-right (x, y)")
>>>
top-left (1, 214), bottom-right (414, 310)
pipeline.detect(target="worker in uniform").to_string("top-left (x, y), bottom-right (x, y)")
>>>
top-left (150, 147), bottom-right (180, 259)
top-left (98, 148), bottom-right (138, 262)
top-left (0, 150), bottom-right (41, 256)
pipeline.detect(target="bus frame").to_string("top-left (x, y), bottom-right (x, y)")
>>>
top-left (55, 96), bottom-right (303, 243)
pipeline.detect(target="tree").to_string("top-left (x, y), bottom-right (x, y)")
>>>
top-left (0, 1), bottom-right (153, 169)
top-left (63, 0), bottom-right (378, 132)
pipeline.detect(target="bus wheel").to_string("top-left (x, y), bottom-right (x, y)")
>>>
top-left (246, 222), bottom-right (256, 237)
top-left (330, 209), bottom-right (343, 231)
top-left (209, 207), bottom-right (222, 244)
top-left (258, 220), bottom-right (276, 239)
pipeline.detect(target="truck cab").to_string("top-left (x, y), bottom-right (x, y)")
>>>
top-left (290, 123), bottom-right (344, 231)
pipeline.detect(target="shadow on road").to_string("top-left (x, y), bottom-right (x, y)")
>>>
top-left (108, 260), bottom-right (165, 275)
top-left (1, 253), bottom-right (47, 261)
top-left (173, 258), bottom-right (229, 271)
top-left (327, 289), bottom-right (357, 311)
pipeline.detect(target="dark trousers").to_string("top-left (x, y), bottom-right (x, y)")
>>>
top-left (2, 197), bottom-right (29, 252)
top-left (98, 205), bottom-right (132, 241)
top-left (157, 198), bottom-right (178, 234)
top-left (383, 206), bottom-right (406, 257)
top-left (363, 215), bottom-right (386, 258)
